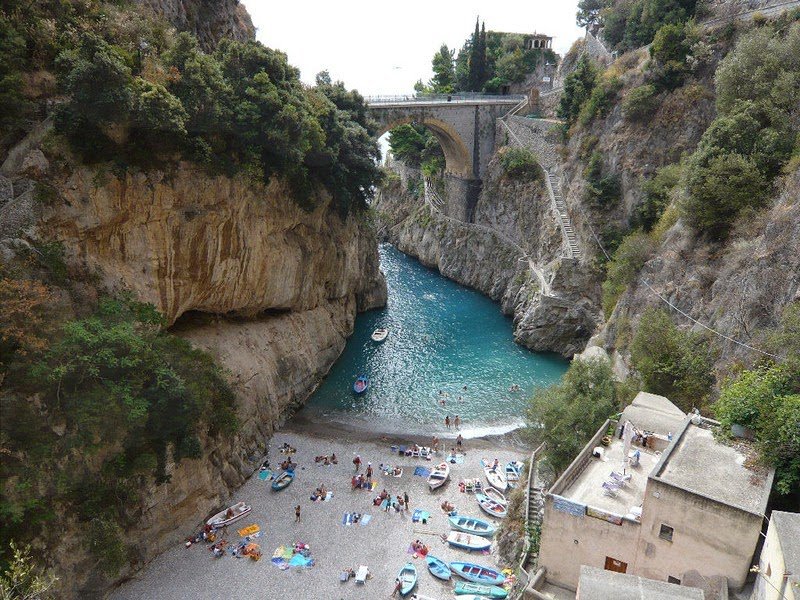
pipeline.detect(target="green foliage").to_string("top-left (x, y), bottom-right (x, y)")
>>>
top-left (630, 307), bottom-right (715, 411)
top-left (601, 0), bottom-right (697, 52)
top-left (0, 541), bottom-right (57, 599)
top-left (601, 232), bottom-right (656, 317)
top-left (633, 163), bottom-right (681, 230)
top-left (578, 76), bottom-right (622, 125)
top-left (31, 242), bottom-right (68, 286)
top-left (388, 124), bottom-right (445, 176)
top-left (584, 151), bottom-right (621, 207)
top-left (715, 364), bottom-right (799, 495)
top-left (557, 55), bottom-right (599, 128)
top-left (86, 518), bottom-right (127, 577)
top-left (577, 0), bottom-right (611, 27)
top-left (498, 147), bottom-right (542, 181)
top-left (430, 45), bottom-right (456, 93)
top-left (526, 359), bottom-right (624, 475)
top-left (648, 22), bottom-right (690, 89)
top-left (623, 83), bottom-right (660, 121)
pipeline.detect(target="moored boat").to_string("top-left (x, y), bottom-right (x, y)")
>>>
top-left (448, 515), bottom-right (497, 537)
top-left (454, 581), bottom-right (508, 598)
top-left (206, 501), bottom-right (251, 529)
top-left (449, 561), bottom-right (506, 586)
top-left (353, 375), bottom-right (368, 394)
top-left (271, 470), bottom-right (294, 491)
top-left (505, 461), bottom-right (523, 487)
top-left (480, 458), bottom-right (508, 492)
top-left (427, 462), bottom-right (450, 490)
top-left (398, 562), bottom-right (418, 596)
top-left (484, 487), bottom-right (507, 506)
top-left (425, 555), bottom-right (451, 581)
top-left (446, 531), bottom-right (492, 552)
top-left (371, 328), bottom-right (389, 342)
top-left (475, 492), bottom-right (507, 519)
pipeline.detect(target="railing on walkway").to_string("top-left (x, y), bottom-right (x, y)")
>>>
top-left (366, 93), bottom-right (526, 105)
top-left (509, 442), bottom-right (546, 599)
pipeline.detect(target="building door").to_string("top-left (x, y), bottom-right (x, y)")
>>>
top-left (604, 556), bottom-right (628, 574)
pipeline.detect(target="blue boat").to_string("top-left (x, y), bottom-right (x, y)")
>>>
top-left (353, 375), bottom-right (368, 394)
top-left (425, 555), bottom-right (451, 581)
top-left (271, 470), bottom-right (294, 491)
top-left (449, 515), bottom-right (497, 537)
top-left (450, 561), bottom-right (506, 586)
top-left (397, 562), bottom-right (417, 596)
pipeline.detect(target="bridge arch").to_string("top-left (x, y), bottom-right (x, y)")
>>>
top-left (374, 116), bottom-right (472, 178)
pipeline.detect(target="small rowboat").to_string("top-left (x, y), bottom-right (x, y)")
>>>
top-left (425, 555), bottom-right (451, 581)
top-left (353, 375), bottom-right (368, 394)
top-left (371, 328), bottom-right (389, 342)
top-left (397, 562), bottom-right (418, 596)
top-left (427, 462), bottom-right (450, 490)
top-left (480, 458), bottom-right (508, 492)
top-left (454, 581), bottom-right (509, 598)
top-left (271, 470), bottom-right (294, 491)
top-left (475, 493), bottom-right (507, 519)
top-left (450, 562), bottom-right (506, 586)
top-left (484, 487), bottom-right (507, 506)
top-left (206, 501), bottom-right (251, 529)
top-left (448, 515), bottom-right (496, 537)
top-left (446, 531), bottom-right (492, 552)
top-left (505, 461), bottom-right (523, 488)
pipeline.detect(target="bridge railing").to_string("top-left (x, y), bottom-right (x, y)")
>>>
top-left (366, 93), bottom-right (526, 105)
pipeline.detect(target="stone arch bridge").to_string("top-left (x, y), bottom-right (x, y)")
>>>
top-left (366, 94), bottom-right (525, 220)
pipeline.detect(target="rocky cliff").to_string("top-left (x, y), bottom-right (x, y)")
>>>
top-left (374, 160), bottom-right (600, 357)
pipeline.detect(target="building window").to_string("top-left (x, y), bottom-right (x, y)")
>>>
top-left (668, 576), bottom-right (681, 584)
top-left (604, 556), bottom-right (628, 574)
top-left (659, 524), bottom-right (674, 542)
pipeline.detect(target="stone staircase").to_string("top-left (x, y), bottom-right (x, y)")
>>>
top-left (546, 170), bottom-right (581, 259)
top-left (524, 485), bottom-right (545, 570)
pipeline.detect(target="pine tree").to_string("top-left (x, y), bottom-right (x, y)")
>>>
top-left (430, 44), bottom-right (455, 93)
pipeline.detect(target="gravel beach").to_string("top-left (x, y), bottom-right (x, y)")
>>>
top-left (111, 420), bottom-right (526, 600)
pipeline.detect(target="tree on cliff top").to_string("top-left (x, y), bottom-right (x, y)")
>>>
top-left (430, 45), bottom-right (456, 93)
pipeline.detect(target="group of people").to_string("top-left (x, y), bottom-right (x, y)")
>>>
top-left (351, 472), bottom-right (374, 490)
top-left (309, 484), bottom-right (328, 501)
top-left (313, 453), bottom-right (337, 465)
top-left (371, 489), bottom-right (411, 513)
top-left (410, 539), bottom-right (429, 556)
top-left (444, 415), bottom-right (462, 430)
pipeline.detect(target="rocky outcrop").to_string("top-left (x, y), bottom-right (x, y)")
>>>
top-left (135, 0), bottom-right (254, 50)
top-left (375, 160), bottom-right (600, 357)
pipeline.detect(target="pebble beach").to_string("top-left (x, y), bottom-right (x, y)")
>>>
top-left (111, 421), bottom-right (526, 600)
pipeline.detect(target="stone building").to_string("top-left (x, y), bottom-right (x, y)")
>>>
top-left (752, 510), bottom-right (800, 600)
top-left (537, 395), bottom-right (774, 596)
top-left (577, 565), bottom-right (705, 599)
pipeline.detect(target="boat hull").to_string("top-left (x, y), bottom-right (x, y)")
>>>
top-left (271, 471), bottom-right (294, 491)
top-left (206, 502), bottom-right (251, 528)
top-left (446, 531), bottom-right (492, 551)
top-left (454, 581), bottom-right (508, 598)
top-left (475, 493), bottom-right (507, 519)
top-left (353, 376), bottom-right (368, 394)
top-left (448, 516), bottom-right (496, 537)
top-left (450, 561), bottom-right (505, 586)
top-left (425, 555), bottom-right (451, 581)
top-left (427, 462), bottom-right (451, 490)
top-left (398, 563), bottom-right (418, 596)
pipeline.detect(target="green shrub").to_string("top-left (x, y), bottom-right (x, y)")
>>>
top-left (630, 307), bottom-right (715, 411)
top-left (498, 147), bottom-right (542, 181)
top-left (601, 232), bottom-right (657, 317)
top-left (87, 517), bottom-right (127, 577)
top-left (584, 151), bottom-right (621, 207)
top-left (578, 76), bottom-right (623, 125)
top-left (648, 22), bottom-right (690, 89)
top-left (623, 84), bottom-right (659, 121)
top-left (633, 163), bottom-right (681, 230)
top-left (557, 55), bottom-right (599, 128)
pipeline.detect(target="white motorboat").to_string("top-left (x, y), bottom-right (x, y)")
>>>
top-left (427, 462), bottom-right (451, 490)
top-left (371, 328), bottom-right (389, 342)
top-left (206, 501), bottom-right (251, 529)
top-left (480, 458), bottom-right (508, 492)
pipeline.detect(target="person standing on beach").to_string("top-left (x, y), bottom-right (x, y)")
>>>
top-left (445, 415), bottom-right (450, 429)
top-left (366, 463), bottom-right (373, 480)
top-left (404, 491), bottom-right (409, 510)
top-left (456, 434), bottom-right (463, 449)
top-left (454, 415), bottom-right (461, 429)
top-left (353, 455), bottom-right (361, 472)
top-left (294, 505), bottom-right (301, 523)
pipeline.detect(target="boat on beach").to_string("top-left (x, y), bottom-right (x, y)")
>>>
top-left (353, 375), bottom-right (369, 394)
top-left (454, 581), bottom-right (509, 598)
top-left (206, 501), bottom-right (251, 529)
top-left (427, 462), bottom-right (450, 490)
top-left (449, 561), bottom-right (506, 586)
top-left (446, 531), bottom-right (492, 552)
top-left (271, 470), bottom-right (294, 491)
top-left (475, 492), bottom-right (507, 518)
top-left (398, 562), bottom-right (418, 596)
top-left (425, 555), bottom-right (451, 581)
top-left (505, 461), bottom-right (523, 487)
top-left (371, 328), bottom-right (389, 342)
top-left (484, 487), bottom-right (507, 506)
top-left (448, 515), bottom-right (497, 537)
top-left (480, 458), bottom-right (508, 491)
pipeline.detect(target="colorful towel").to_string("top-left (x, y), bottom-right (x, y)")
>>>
top-left (258, 469), bottom-right (271, 481)
top-left (237, 524), bottom-right (260, 537)
top-left (288, 554), bottom-right (314, 567)
top-left (412, 510), bottom-right (430, 523)
top-left (413, 466), bottom-right (431, 477)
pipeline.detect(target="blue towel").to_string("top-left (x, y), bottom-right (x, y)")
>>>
top-left (342, 513), bottom-right (349, 526)
top-left (413, 466), bottom-right (431, 477)
top-left (412, 510), bottom-right (430, 523)
top-left (258, 469), bottom-right (271, 481)
top-left (360, 514), bottom-right (372, 526)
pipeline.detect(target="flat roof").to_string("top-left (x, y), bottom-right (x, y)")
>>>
top-left (652, 419), bottom-right (773, 516)
top-left (578, 566), bottom-right (705, 600)
top-left (772, 511), bottom-right (800, 586)
top-left (620, 392), bottom-right (685, 436)
top-left (560, 435), bottom-right (658, 516)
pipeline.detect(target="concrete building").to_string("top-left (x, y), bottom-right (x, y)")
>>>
top-left (577, 565), bottom-right (705, 599)
top-left (538, 396), bottom-right (774, 596)
top-left (752, 510), bottom-right (800, 600)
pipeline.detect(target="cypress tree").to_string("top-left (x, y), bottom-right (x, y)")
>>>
top-left (467, 17), bottom-right (481, 91)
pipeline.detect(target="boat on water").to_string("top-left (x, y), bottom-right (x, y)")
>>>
top-left (454, 581), bottom-right (509, 598)
top-left (206, 501), bottom-right (251, 529)
top-left (505, 461), bottom-right (523, 487)
top-left (427, 462), bottom-right (450, 490)
top-left (484, 487), bottom-right (507, 506)
top-left (425, 555), bottom-right (451, 581)
top-left (446, 531), bottom-right (492, 552)
top-left (371, 328), bottom-right (389, 342)
top-left (353, 375), bottom-right (369, 394)
top-left (475, 492), bottom-right (507, 519)
top-left (450, 561), bottom-right (506, 586)
top-left (448, 515), bottom-right (497, 537)
top-left (271, 470), bottom-right (294, 491)
top-left (480, 458), bottom-right (508, 492)
top-left (397, 562), bottom-right (418, 596)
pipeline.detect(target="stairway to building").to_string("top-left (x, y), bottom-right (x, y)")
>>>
top-left (546, 170), bottom-right (581, 259)
top-left (524, 485), bottom-right (545, 570)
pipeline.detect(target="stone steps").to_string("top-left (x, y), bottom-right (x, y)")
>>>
top-left (546, 172), bottom-right (581, 258)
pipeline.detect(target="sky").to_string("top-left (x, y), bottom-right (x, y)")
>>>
top-left (241, 0), bottom-right (583, 97)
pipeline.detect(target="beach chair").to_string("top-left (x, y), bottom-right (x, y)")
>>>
top-left (602, 481), bottom-right (620, 497)
top-left (610, 471), bottom-right (631, 486)
top-left (355, 565), bottom-right (369, 584)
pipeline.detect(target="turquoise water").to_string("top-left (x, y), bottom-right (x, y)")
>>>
top-left (300, 244), bottom-right (568, 437)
